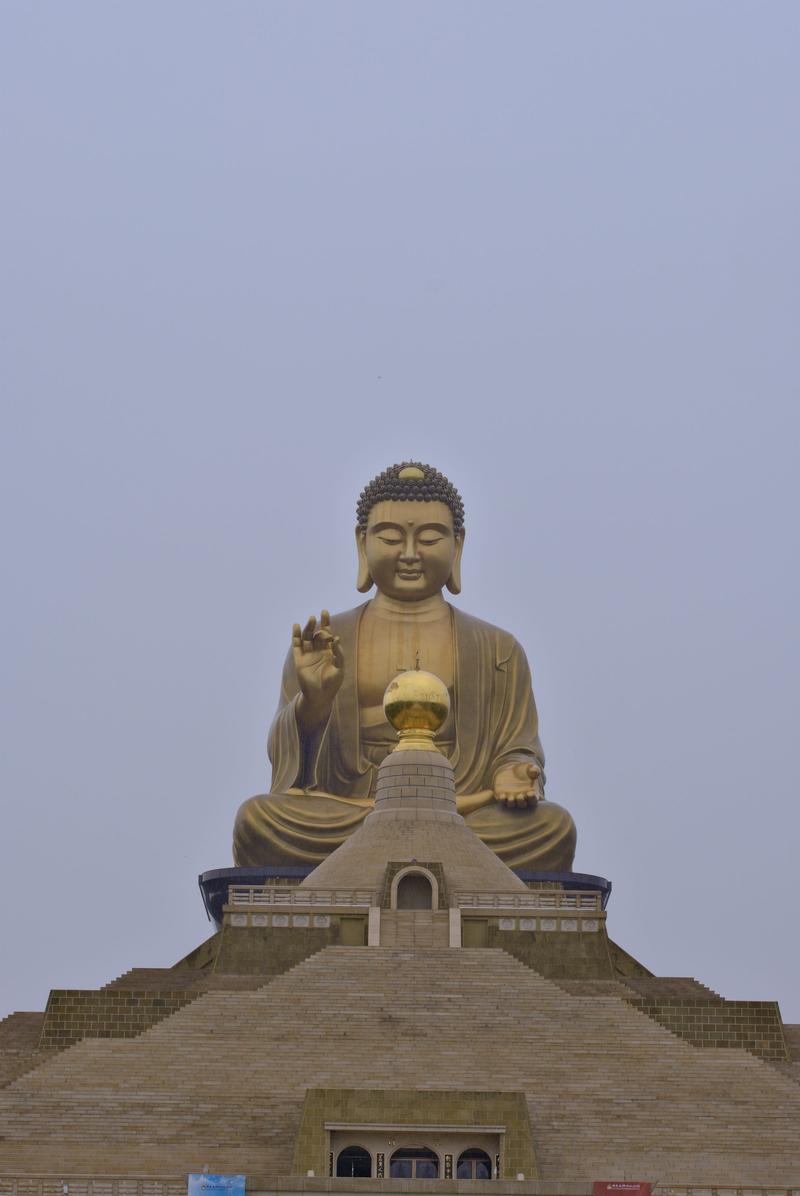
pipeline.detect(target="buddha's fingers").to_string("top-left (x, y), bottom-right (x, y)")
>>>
top-left (301, 614), bottom-right (317, 648)
top-left (497, 790), bottom-right (532, 807)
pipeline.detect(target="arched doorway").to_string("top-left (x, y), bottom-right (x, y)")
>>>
top-left (389, 1147), bottom-right (439, 1179)
top-left (456, 1149), bottom-right (493, 1179)
top-left (336, 1145), bottom-right (372, 1178)
top-left (396, 871), bottom-right (433, 909)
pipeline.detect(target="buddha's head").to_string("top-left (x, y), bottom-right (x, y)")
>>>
top-left (355, 462), bottom-right (465, 600)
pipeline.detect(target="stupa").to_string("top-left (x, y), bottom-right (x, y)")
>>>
top-left (1, 462), bottom-right (798, 1193)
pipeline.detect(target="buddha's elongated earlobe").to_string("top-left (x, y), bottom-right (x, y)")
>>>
top-left (446, 529), bottom-right (465, 595)
top-left (355, 527), bottom-right (374, 593)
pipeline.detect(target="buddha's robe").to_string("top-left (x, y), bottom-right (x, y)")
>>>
top-left (233, 603), bottom-right (576, 871)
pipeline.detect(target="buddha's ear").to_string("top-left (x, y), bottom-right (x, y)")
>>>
top-left (355, 526), bottom-right (374, 593)
top-left (446, 529), bottom-right (465, 595)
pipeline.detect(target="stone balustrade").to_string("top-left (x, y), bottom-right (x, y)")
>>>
top-left (227, 885), bottom-right (377, 908)
top-left (456, 890), bottom-right (602, 911)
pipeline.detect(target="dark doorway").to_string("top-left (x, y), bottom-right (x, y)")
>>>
top-left (396, 872), bottom-right (433, 909)
top-left (336, 1146), bottom-right (372, 1178)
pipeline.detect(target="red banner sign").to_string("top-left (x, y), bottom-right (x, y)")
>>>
top-left (593, 1185), bottom-right (651, 1196)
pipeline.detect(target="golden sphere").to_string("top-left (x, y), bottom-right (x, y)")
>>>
top-left (383, 669), bottom-right (450, 735)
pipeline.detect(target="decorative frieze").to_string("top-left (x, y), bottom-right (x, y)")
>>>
top-left (488, 914), bottom-right (603, 933)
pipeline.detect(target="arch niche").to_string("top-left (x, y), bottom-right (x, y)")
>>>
top-left (391, 866), bottom-right (438, 910)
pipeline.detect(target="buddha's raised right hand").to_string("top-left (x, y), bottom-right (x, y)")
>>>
top-left (293, 610), bottom-right (345, 732)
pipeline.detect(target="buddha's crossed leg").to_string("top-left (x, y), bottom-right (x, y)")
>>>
top-left (233, 789), bottom-right (575, 872)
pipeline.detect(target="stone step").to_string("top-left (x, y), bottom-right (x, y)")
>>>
top-left (784, 1023), bottom-right (800, 1060)
top-left (0, 1049), bottom-right (58, 1088)
top-left (622, 975), bottom-right (723, 1000)
top-left (379, 911), bottom-right (450, 947)
top-left (102, 968), bottom-right (270, 992)
top-left (0, 1013), bottom-right (44, 1051)
top-left (553, 976), bottom-right (787, 1061)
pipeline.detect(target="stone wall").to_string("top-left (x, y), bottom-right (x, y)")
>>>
top-left (627, 997), bottom-right (789, 1062)
top-left (292, 1087), bottom-right (538, 1181)
top-left (485, 922), bottom-right (617, 979)
top-left (38, 989), bottom-right (200, 1050)
top-left (213, 918), bottom-right (366, 973)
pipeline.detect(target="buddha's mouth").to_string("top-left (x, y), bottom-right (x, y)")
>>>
top-left (397, 569), bottom-right (423, 579)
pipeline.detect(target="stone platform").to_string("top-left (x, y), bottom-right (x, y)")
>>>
top-left (199, 867), bottom-right (613, 929)
top-left (2, 748), bottom-right (797, 1188)
top-left (0, 946), bottom-right (799, 1187)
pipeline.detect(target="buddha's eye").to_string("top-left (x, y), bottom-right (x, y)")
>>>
top-left (418, 536), bottom-right (443, 547)
top-left (378, 535), bottom-right (403, 546)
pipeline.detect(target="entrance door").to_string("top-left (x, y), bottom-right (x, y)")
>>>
top-left (339, 917), bottom-right (367, 945)
top-left (462, 918), bottom-right (488, 947)
top-left (336, 1146), bottom-right (372, 1177)
top-left (396, 873), bottom-right (433, 909)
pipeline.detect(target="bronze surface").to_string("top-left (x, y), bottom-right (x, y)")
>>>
top-left (233, 464), bottom-right (576, 870)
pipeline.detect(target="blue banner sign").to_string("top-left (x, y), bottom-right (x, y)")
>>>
top-left (188, 1176), bottom-right (245, 1196)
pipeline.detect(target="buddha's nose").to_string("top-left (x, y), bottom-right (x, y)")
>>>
top-left (400, 533), bottom-right (420, 561)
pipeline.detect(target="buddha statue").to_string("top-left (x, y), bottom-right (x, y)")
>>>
top-left (233, 462), bottom-right (577, 872)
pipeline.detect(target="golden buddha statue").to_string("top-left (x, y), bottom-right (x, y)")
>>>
top-left (233, 462), bottom-right (576, 872)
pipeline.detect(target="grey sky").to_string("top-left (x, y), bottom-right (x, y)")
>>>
top-left (1, 2), bottom-right (798, 1022)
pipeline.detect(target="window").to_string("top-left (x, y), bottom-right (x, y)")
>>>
top-left (396, 872), bottom-right (433, 909)
top-left (456, 1149), bottom-right (493, 1180)
top-left (389, 1147), bottom-right (439, 1179)
top-left (336, 1145), bottom-right (372, 1178)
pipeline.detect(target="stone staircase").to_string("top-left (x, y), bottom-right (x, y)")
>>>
top-left (0, 1014), bottom-right (54, 1089)
top-left (621, 976), bottom-right (722, 999)
top-left (785, 1023), bottom-right (800, 1059)
top-left (378, 910), bottom-right (450, 947)
top-left (558, 977), bottom-right (722, 1001)
top-left (0, 1015), bottom-right (43, 1052)
top-left (774, 1022), bottom-right (800, 1084)
top-left (555, 976), bottom-right (788, 1061)
top-left (33, 969), bottom-right (280, 1052)
top-left (0, 947), bottom-right (798, 1184)
top-left (102, 968), bottom-right (268, 991)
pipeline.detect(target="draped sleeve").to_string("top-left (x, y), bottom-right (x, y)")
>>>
top-left (449, 608), bottom-right (546, 795)
top-left (490, 634), bottom-right (546, 786)
top-left (266, 648), bottom-right (305, 794)
top-left (266, 605), bottom-right (366, 796)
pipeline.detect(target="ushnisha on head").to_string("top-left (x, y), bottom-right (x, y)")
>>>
top-left (355, 462), bottom-right (465, 598)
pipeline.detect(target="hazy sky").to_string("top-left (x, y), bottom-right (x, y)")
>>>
top-left (1, 2), bottom-right (798, 1023)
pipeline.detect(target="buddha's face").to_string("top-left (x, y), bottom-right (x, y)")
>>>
top-left (359, 500), bottom-right (464, 601)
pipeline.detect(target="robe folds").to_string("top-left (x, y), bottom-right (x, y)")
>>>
top-left (233, 602), bottom-right (576, 871)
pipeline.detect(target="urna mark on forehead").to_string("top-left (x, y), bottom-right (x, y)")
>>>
top-left (356, 461), bottom-right (465, 533)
